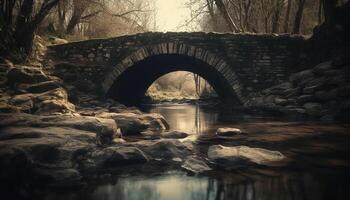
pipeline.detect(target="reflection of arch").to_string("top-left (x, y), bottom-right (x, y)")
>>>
top-left (102, 43), bottom-right (244, 105)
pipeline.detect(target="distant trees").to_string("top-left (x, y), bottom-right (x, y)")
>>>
top-left (43, 0), bottom-right (152, 40)
top-left (292, 0), bottom-right (306, 34)
top-left (0, 0), bottom-right (60, 62)
top-left (185, 0), bottom-right (328, 34)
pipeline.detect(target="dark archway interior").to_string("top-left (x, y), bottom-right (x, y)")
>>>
top-left (107, 54), bottom-right (241, 106)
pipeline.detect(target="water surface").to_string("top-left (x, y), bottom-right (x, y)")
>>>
top-left (45, 103), bottom-right (350, 200)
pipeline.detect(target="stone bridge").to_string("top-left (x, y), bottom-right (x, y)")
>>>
top-left (45, 32), bottom-right (309, 106)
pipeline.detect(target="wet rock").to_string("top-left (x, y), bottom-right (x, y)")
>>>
top-left (313, 61), bottom-right (333, 75)
top-left (284, 88), bottom-right (300, 98)
top-left (281, 107), bottom-right (306, 118)
top-left (103, 146), bottom-right (149, 166)
top-left (216, 128), bottom-right (242, 137)
top-left (274, 98), bottom-right (289, 106)
top-left (303, 77), bottom-right (327, 89)
top-left (34, 88), bottom-right (76, 114)
top-left (269, 82), bottom-right (292, 95)
top-left (297, 95), bottom-right (314, 104)
top-left (0, 126), bottom-right (99, 177)
top-left (302, 86), bottom-right (317, 94)
top-left (97, 112), bottom-right (168, 135)
top-left (132, 139), bottom-right (192, 160)
top-left (0, 113), bottom-right (118, 143)
top-left (303, 102), bottom-right (323, 116)
top-left (35, 99), bottom-right (75, 114)
top-left (161, 131), bottom-right (189, 139)
top-left (182, 156), bottom-right (211, 173)
top-left (208, 145), bottom-right (285, 166)
top-left (290, 69), bottom-right (313, 84)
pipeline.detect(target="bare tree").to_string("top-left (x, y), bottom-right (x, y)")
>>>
top-left (292, 0), bottom-right (306, 34)
top-left (283, 0), bottom-right (292, 33)
top-left (53, 0), bottom-right (152, 38)
top-left (0, 0), bottom-right (60, 62)
top-left (271, 0), bottom-right (284, 33)
top-left (214, 0), bottom-right (239, 32)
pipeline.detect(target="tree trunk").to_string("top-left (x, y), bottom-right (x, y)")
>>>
top-left (272, 0), bottom-right (283, 33)
top-left (57, 0), bottom-right (67, 36)
top-left (214, 0), bottom-right (239, 32)
top-left (292, 0), bottom-right (306, 34)
top-left (66, 0), bottom-right (86, 35)
top-left (0, 0), bottom-right (59, 62)
top-left (206, 0), bottom-right (218, 30)
top-left (283, 0), bottom-right (292, 33)
top-left (243, 0), bottom-right (252, 32)
top-left (322, 0), bottom-right (337, 26)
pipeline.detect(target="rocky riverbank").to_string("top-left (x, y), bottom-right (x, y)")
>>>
top-left (1, 57), bottom-right (350, 198)
top-left (0, 61), bottom-right (173, 190)
top-left (245, 58), bottom-right (350, 121)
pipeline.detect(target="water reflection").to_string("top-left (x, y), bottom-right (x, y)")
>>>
top-left (142, 104), bottom-right (219, 134)
top-left (45, 171), bottom-right (350, 200)
top-left (90, 174), bottom-right (217, 200)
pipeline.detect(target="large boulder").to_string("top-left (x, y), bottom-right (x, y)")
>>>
top-left (0, 114), bottom-right (118, 143)
top-left (102, 146), bottom-right (149, 166)
top-left (0, 125), bottom-right (98, 184)
top-left (289, 69), bottom-right (314, 84)
top-left (34, 88), bottom-right (75, 115)
top-left (208, 145), bottom-right (285, 166)
top-left (131, 139), bottom-right (193, 160)
top-left (97, 112), bottom-right (169, 135)
top-left (85, 146), bottom-right (149, 169)
top-left (6, 88), bottom-right (75, 115)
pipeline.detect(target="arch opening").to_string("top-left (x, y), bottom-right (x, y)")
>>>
top-left (146, 71), bottom-right (218, 102)
top-left (106, 54), bottom-right (242, 106)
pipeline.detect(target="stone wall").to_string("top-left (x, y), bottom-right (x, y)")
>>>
top-left (45, 32), bottom-right (309, 103)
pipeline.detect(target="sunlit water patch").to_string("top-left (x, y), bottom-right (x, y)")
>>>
top-left (141, 103), bottom-right (220, 134)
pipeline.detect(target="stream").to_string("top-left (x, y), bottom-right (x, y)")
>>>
top-left (44, 103), bottom-right (350, 200)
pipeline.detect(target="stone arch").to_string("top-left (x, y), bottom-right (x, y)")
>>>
top-left (102, 43), bottom-right (245, 105)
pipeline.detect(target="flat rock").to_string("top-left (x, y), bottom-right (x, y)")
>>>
top-left (181, 156), bottom-right (211, 173)
top-left (303, 102), bottom-right (323, 116)
top-left (0, 113), bottom-right (118, 143)
top-left (132, 139), bottom-right (192, 160)
top-left (216, 128), bottom-right (242, 137)
top-left (103, 146), bottom-right (149, 166)
top-left (208, 145), bottom-right (285, 166)
top-left (161, 130), bottom-right (189, 139)
top-left (97, 112), bottom-right (169, 135)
